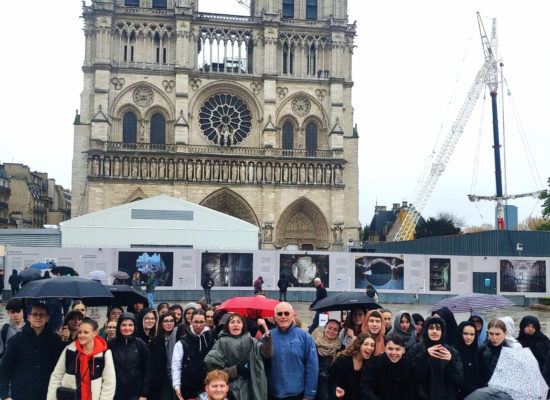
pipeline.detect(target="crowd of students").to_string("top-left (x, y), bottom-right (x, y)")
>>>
top-left (0, 295), bottom-right (549, 400)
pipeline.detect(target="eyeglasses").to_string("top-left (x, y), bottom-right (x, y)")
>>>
top-left (29, 313), bottom-right (47, 318)
top-left (192, 320), bottom-right (206, 325)
top-left (163, 319), bottom-right (175, 323)
top-left (276, 311), bottom-right (291, 317)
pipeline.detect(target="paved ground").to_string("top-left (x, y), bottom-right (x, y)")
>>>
top-left (1, 300), bottom-right (547, 337)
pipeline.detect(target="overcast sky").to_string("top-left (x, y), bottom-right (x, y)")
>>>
top-left (1, 1), bottom-right (548, 229)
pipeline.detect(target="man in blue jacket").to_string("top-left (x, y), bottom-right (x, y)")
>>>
top-left (267, 302), bottom-right (318, 400)
top-left (0, 303), bottom-right (64, 400)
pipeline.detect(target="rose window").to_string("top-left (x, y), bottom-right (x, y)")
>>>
top-left (199, 93), bottom-right (252, 146)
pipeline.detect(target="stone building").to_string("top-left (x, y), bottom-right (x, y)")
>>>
top-left (72, 0), bottom-right (359, 250)
top-left (0, 165), bottom-right (10, 229)
top-left (2, 163), bottom-right (71, 229)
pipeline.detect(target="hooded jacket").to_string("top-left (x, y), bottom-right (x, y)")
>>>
top-left (468, 312), bottom-right (487, 346)
top-left (135, 307), bottom-right (157, 346)
top-left (432, 307), bottom-right (459, 348)
top-left (47, 336), bottom-right (115, 400)
top-left (171, 325), bottom-right (215, 399)
top-left (8, 270), bottom-right (20, 291)
top-left (517, 315), bottom-right (550, 370)
top-left (107, 313), bottom-right (151, 400)
top-left (455, 321), bottom-right (479, 398)
top-left (498, 317), bottom-right (522, 348)
top-left (204, 330), bottom-right (271, 400)
top-left (253, 276), bottom-right (264, 293)
top-left (391, 311), bottom-right (417, 349)
top-left (408, 316), bottom-right (465, 400)
top-left (361, 310), bottom-right (386, 356)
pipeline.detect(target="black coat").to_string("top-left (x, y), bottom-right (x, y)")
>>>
top-left (408, 316), bottom-right (465, 400)
top-left (360, 353), bottom-right (417, 400)
top-left (108, 313), bottom-right (151, 400)
top-left (310, 285), bottom-right (327, 308)
top-left (517, 316), bottom-right (550, 371)
top-left (455, 343), bottom-right (478, 398)
top-left (0, 323), bottom-right (64, 400)
top-left (149, 336), bottom-right (170, 390)
top-left (178, 329), bottom-right (215, 398)
top-left (476, 342), bottom-right (503, 388)
top-left (329, 354), bottom-right (365, 400)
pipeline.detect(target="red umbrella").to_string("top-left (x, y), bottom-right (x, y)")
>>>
top-left (217, 297), bottom-right (296, 318)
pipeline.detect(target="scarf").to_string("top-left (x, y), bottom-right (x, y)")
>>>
top-left (361, 310), bottom-right (386, 356)
top-left (312, 326), bottom-right (342, 357)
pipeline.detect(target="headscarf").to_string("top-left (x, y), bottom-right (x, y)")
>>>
top-left (518, 315), bottom-right (545, 345)
top-left (422, 316), bottom-right (447, 347)
top-left (498, 316), bottom-right (522, 348)
top-left (392, 311), bottom-right (417, 348)
top-left (361, 309), bottom-right (386, 356)
top-left (456, 321), bottom-right (478, 354)
top-left (468, 312), bottom-right (487, 346)
top-left (312, 325), bottom-right (342, 357)
top-left (432, 307), bottom-right (458, 347)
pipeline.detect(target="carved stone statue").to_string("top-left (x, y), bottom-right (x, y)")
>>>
top-left (103, 158), bottom-right (110, 177)
top-left (325, 165), bottom-right (332, 184)
top-left (291, 164), bottom-right (298, 183)
top-left (240, 162), bottom-right (246, 182)
top-left (316, 164), bottom-right (323, 184)
top-left (196, 161), bottom-right (202, 181)
top-left (332, 225), bottom-right (343, 244)
top-left (299, 164), bottom-right (306, 183)
top-left (150, 160), bottom-right (158, 179)
top-left (256, 162), bottom-right (262, 182)
top-left (159, 160), bottom-right (165, 179)
top-left (274, 163), bottom-right (281, 182)
top-left (177, 160), bottom-right (184, 180)
top-left (187, 161), bottom-right (194, 181)
top-left (335, 166), bottom-right (343, 184)
top-left (282, 164), bottom-right (289, 182)
top-left (263, 223), bottom-right (273, 242)
top-left (131, 159), bottom-right (138, 178)
top-left (204, 161), bottom-right (211, 181)
top-left (222, 162), bottom-right (229, 181)
top-left (213, 162), bottom-right (220, 181)
top-left (92, 157), bottom-right (100, 176)
top-left (113, 158), bottom-right (120, 177)
top-left (168, 160), bottom-right (174, 179)
top-left (265, 163), bottom-right (272, 182)
top-left (231, 162), bottom-right (238, 182)
top-left (122, 158), bottom-right (129, 177)
top-left (248, 162), bottom-right (255, 182)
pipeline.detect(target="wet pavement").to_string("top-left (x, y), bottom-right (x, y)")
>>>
top-left (1, 300), bottom-right (548, 337)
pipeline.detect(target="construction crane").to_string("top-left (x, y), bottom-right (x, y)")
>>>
top-left (392, 13), bottom-right (499, 241)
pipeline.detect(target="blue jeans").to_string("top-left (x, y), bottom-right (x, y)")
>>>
top-left (147, 292), bottom-right (154, 308)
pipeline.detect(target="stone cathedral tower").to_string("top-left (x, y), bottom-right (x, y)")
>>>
top-left (72, 0), bottom-right (359, 250)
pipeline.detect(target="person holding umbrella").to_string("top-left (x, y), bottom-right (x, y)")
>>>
top-left (0, 303), bottom-right (65, 400)
top-left (47, 318), bottom-right (115, 400)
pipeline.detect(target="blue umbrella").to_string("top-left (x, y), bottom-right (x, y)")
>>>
top-left (29, 262), bottom-right (51, 270)
top-left (430, 293), bottom-right (515, 313)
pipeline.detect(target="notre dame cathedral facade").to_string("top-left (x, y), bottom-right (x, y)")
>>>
top-left (72, 0), bottom-right (359, 250)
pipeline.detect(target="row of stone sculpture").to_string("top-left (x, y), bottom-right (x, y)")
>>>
top-left (89, 155), bottom-right (344, 185)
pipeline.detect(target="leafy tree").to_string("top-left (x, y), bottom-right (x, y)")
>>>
top-left (415, 212), bottom-right (463, 239)
top-left (517, 216), bottom-right (550, 231)
top-left (538, 178), bottom-right (550, 231)
top-left (464, 223), bottom-right (494, 233)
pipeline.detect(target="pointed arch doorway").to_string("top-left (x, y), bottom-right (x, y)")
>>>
top-left (276, 197), bottom-right (330, 249)
top-left (200, 188), bottom-right (260, 227)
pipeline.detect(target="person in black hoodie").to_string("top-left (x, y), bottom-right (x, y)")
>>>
top-left (455, 321), bottom-right (478, 399)
top-left (0, 302), bottom-right (64, 400)
top-left (408, 316), bottom-right (464, 400)
top-left (431, 307), bottom-right (459, 348)
top-left (108, 312), bottom-right (151, 400)
top-left (171, 309), bottom-right (215, 400)
top-left (517, 315), bottom-right (550, 371)
top-left (135, 307), bottom-right (158, 346)
top-left (8, 269), bottom-right (20, 295)
top-left (201, 272), bottom-right (214, 305)
top-left (360, 332), bottom-right (417, 400)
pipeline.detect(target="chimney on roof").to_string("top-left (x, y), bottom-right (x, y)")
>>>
top-left (392, 203), bottom-right (400, 212)
top-left (402, 201), bottom-right (408, 208)
top-left (375, 205), bottom-right (387, 212)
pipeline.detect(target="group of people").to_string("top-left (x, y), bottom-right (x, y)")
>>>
top-left (311, 306), bottom-right (550, 399)
top-left (0, 287), bottom-right (549, 400)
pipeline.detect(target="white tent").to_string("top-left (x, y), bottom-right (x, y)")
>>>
top-left (60, 195), bottom-right (259, 250)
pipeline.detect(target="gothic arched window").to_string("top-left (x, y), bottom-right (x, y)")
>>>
top-left (150, 113), bottom-right (166, 144)
top-left (282, 0), bottom-right (294, 18)
top-left (305, 122), bottom-right (318, 156)
top-left (282, 122), bottom-right (294, 154)
top-left (306, 44), bottom-right (316, 76)
top-left (125, 0), bottom-right (139, 6)
top-left (122, 112), bottom-right (137, 143)
top-left (306, 0), bottom-right (318, 20)
top-left (152, 0), bottom-right (167, 8)
top-left (282, 43), bottom-right (294, 75)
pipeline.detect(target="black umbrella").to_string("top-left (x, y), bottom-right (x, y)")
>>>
top-left (14, 276), bottom-right (114, 300)
top-left (51, 266), bottom-right (79, 276)
top-left (311, 292), bottom-right (381, 312)
top-left (84, 285), bottom-right (148, 307)
top-left (18, 269), bottom-right (42, 284)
